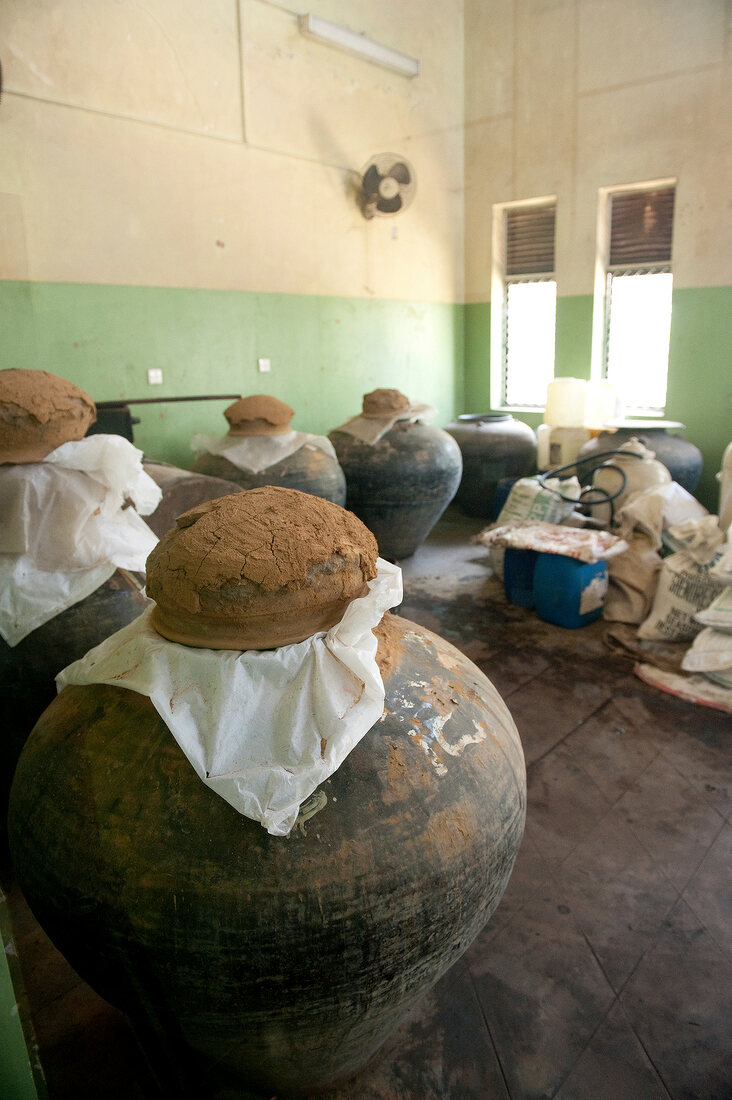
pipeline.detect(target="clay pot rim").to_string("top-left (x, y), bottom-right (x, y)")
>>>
top-left (149, 589), bottom-right (367, 651)
top-left (455, 413), bottom-right (513, 425)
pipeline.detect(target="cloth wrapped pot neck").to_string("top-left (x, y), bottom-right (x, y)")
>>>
top-left (224, 395), bottom-right (295, 437)
top-left (145, 486), bottom-right (379, 650)
top-left (0, 368), bottom-right (96, 464)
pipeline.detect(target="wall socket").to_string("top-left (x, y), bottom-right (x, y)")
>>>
top-left (258, 357), bottom-right (271, 373)
top-left (147, 368), bottom-right (163, 385)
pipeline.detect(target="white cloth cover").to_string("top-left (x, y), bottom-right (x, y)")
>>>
top-left (56, 558), bottom-right (403, 837)
top-left (332, 403), bottom-right (437, 445)
top-left (475, 521), bottom-right (628, 563)
top-left (0, 435), bottom-right (161, 646)
top-left (190, 430), bottom-right (338, 474)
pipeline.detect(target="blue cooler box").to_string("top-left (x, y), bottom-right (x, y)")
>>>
top-left (503, 548), bottom-right (539, 608)
top-left (533, 553), bottom-right (608, 628)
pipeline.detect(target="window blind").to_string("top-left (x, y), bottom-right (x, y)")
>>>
top-left (609, 187), bottom-right (675, 266)
top-left (505, 205), bottom-right (556, 276)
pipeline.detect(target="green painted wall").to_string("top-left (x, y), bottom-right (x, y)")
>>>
top-left (666, 286), bottom-right (732, 511)
top-left (0, 282), bottom-right (465, 470)
top-left (465, 289), bottom-right (732, 512)
top-left (3, 280), bottom-right (729, 512)
top-left (554, 296), bottom-right (594, 383)
top-left (463, 301), bottom-right (492, 411)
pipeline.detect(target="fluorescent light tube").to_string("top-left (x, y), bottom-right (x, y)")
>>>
top-left (299, 13), bottom-right (420, 78)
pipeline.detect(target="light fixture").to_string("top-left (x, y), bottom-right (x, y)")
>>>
top-left (298, 13), bottom-right (420, 78)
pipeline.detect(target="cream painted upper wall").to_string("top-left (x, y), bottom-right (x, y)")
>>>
top-left (0, 93), bottom-right (462, 302)
top-left (0, 0), bottom-right (464, 302)
top-left (464, 0), bottom-right (732, 300)
top-left (1, 0), bottom-right (243, 138)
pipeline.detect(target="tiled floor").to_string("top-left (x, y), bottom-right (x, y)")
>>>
top-left (5, 507), bottom-right (732, 1099)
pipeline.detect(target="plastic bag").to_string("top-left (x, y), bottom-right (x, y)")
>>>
top-left (56, 559), bottom-right (403, 837)
top-left (664, 515), bottom-right (724, 562)
top-left (615, 482), bottom-right (708, 551)
top-left (331, 403), bottom-right (437, 445)
top-left (0, 436), bottom-right (160, 646)
top-left (191, 430), bottom-right (338, 474)
top-left (682, 627), bottom-right (732, 687)
top-left (695, 586), bottom-right (732, 633)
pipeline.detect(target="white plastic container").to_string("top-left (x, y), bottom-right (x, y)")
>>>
top-left (536, 424), bottom-right (592, 471)
top-left (584, 381), bottom-right (618, 429)
top-left (544, 378), bottom-right (587, 428)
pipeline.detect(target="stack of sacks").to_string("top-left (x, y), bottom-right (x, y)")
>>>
top-left (635, 515), bottom-right (725, 643)
top-left (681, 524), bottom-right (732, 690)
top-left (604, 482), bottom-right (709, 626)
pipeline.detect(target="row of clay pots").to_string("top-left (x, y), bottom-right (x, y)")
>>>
top-left (0, 380), bottom-right (533, 852)
top-left (191, 391), bottom-right (464, 560)
top-left (1, 370), bottom-right (526, 1099)
top-left (188, 399), bottom-right (547, 537)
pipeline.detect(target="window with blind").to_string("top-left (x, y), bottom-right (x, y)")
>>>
top-left (602, 185), bottom-right (675, 413)
top-left (498, 202), bottom-right (557, 407)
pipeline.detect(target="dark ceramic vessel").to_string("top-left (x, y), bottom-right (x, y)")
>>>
top-left (444, 414), bottom-right (538, 518)
top-left (576, 423), bottom-right (703, 492)
top-left (142, 459), bottom-right (243, 537)
top-left (9, 615), bottom-right (525, 1099)
top-left (0, 571), bottom-right (149, 872)
top-left (192, 446), bottom-right (347, 507)
top-left (329, 423), bottom-right (463, 558)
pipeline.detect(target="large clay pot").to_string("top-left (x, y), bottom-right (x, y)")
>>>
top-left (0, 570), bottom-right (149, 872)
top-left (8, 613), bottom-right (525, 1099)
top-left (329, 423), bottom-right (463, 558)
top-left (192, 447), bottom-right (347, 507)
top-left (444, 414), bottom-right (538, 517)
top-left (576, 422), bottom-right (703, 493)
top-left (142, 458), bottom-right (242, 538)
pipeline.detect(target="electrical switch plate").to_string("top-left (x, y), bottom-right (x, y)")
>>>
top-left (147, 368), bottom-right (163, 385)
top-left (258, 358), bottom-right (271, 373)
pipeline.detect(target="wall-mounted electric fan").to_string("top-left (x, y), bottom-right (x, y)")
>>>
top-left (358, 154), bottom-right (416, 219)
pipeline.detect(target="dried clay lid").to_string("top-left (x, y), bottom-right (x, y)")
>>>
top-left (0, 368), bottom-right (96, 464)
top-left (362, 388), bottom-right (410, 419)
top-left (146, 485), bottom-right (379, 650)
top-left (224, 394), bottom-right (295, 436)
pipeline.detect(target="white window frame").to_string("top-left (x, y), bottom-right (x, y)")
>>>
top-left (591, 178), bottom-right (676, 417)
top-left (490, 196), bottom-right (557, 412)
